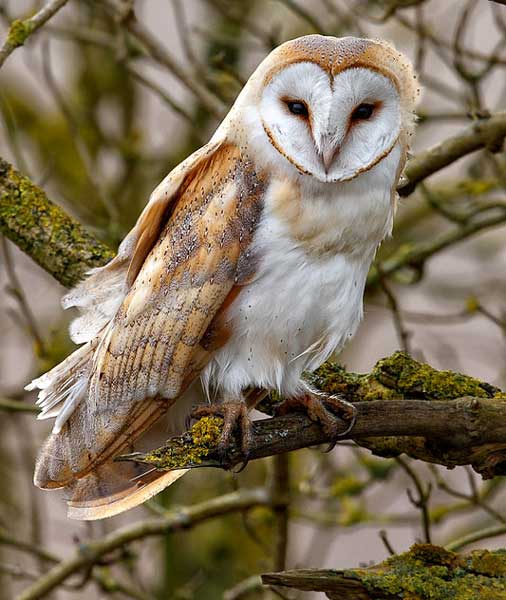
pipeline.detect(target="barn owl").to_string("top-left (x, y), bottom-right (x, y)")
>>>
top-left (27, 35), bottom-right (419, 520)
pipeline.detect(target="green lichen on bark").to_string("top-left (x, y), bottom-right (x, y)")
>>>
top-left (0, 157), bottom-right (114, 287)
top-left (305, 351), bottom-right (502, 403)
top-left (6, 19), bottom-right (35, 48)
top-left (261, 352), bottom-right (506, 473)
top-left (263, 544), bottom-right (506, 599)
top-left (134, 416), bottom-right (224, 470)
top-left (355, 544), bottom-right (506, 600)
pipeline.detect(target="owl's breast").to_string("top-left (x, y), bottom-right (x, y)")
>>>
top-left (201, 154), bottom-right (398, 399)
top-left (201, 214), bottom-right (374, 398)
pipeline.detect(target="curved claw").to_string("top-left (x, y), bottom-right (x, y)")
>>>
top-left (276, 392), bottom-right (357, 451)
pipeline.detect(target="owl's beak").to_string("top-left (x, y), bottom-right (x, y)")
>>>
top-left (321, 144), bottom-right (340, 174)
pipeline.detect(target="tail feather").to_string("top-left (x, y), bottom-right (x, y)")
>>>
top-left (65, 461), bottom-right (187, 520)
top-left (33, 387), bottom-right (193, 519)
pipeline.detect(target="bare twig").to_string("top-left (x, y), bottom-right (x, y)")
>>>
top-left (0, 0), bottom-right (70, 69)
top-left (369, 203), bottom-right (506, 285)
top-left (446, 523), bottom-right (506, 551)
top-left (0, 398), bottom-right (40, 414)
top-left (396, 458), bottom-right (432, 543)
top-left (1, 236), bottom-right (45, 355)
top-left (104, 1), bottom-right (224, 119)
top-left (17, 488), bottom-right (272, 600)
top-left (399, 112), bottom-right (506, 196)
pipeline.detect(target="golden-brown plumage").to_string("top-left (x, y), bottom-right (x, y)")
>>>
top-left (34, 142), bottom-right (266, 517)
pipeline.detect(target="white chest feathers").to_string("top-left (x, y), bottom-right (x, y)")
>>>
top-left (202, 145), bottom-right (400, 398)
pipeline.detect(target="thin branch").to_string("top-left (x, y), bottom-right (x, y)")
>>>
top-left (0, 530), bottom-right (151, 599)
top-left (446, 523), bottom-right (506, 551)
top-left (0, 0), bottom-right (70, 69)
top-left (0, 397), bottom-right (39, 414)
top-left (275, 0), bottom-right (328, 33)
top-left (399, 112), bottom-right (506, 196)
top-left (396, 457), bottom-right (432, 543)
top-left (17, 488), bottom-right (272, 600)
top-left (1, 236), bottom-right (46, 355)
top-left (103, 0), bottom-right (224, 119)
top-left (369, 203), bottom-right (506, 286)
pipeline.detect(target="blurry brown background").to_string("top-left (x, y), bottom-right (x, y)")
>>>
top-left (1, 0), bottom-right (506, 598)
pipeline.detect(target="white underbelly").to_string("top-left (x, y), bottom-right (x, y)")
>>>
top-left (201, 249), bottom-right (369, 398)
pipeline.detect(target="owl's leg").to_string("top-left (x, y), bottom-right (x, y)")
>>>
top-left (190, 400), bottom-right (253, 462)
top-left (276, 391), bottom-right (357, 450)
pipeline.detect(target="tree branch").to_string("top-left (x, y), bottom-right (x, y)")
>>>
top-left (0, 157), bottom-right (113, 288)
top-left (118, 352), bottom-right (506, 480)
top-left (399, 111), bottom-right (506, 196)
top-left (17, 488), bottom-right (272, 600)
top-left (0, 397), bottom-right (40, 413)
top-left (368, 201), bottom-right (506, 285)
top-left (0, 0), bottom-right (70, 70)
top-left (262, 543), bottom-right (506, 599)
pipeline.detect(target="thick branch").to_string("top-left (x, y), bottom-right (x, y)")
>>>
top-left (0, 0), bottom-right (70, 70)
top-left (119, 352), bottom-right (506, 479)
top-left (0, 158), bottom-right (113, 287)
top-left (262, 543), bottom-right (506, 600)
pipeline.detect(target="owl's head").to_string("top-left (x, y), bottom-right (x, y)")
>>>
top-left (231, 35), bottom-right (419, 183)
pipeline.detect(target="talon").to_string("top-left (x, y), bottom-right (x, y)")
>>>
top-left (276, 392), bottom-right (357, 447)
top-left (189, 401), bottom-right (253, 465)
top-left (323, 394), bottom-right (357, 437)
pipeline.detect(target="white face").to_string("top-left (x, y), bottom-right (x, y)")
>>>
top-left (259, 62), bottom-right (401, 183)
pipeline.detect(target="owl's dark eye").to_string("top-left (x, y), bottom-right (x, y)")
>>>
top-left (286, 100), bottom-right (309, 117)
top-left (351, 103), bottom-right (375, 121)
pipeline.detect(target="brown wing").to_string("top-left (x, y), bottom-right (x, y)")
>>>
top-left (35, 142), bottom-right (266, 518)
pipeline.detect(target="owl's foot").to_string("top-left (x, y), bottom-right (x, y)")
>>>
top-left (190, 401), bottom-right (253, 465)
top-left (276, 393), bottom-right (357, 450)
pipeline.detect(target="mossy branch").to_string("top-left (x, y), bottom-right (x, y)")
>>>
top-left (118, 352), bottom-right (506, 479)
top-left (0, 157), bottom-right (113, 288)
top-left (262, 543), bottom-right (506, 600)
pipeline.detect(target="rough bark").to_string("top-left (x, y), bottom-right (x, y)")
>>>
top-left (0, 157), bottom-right (113, 288)
top-left (262, 543), bottom-right (506, 600)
